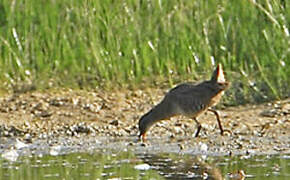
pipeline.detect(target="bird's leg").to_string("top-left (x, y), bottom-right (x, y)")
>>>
top-left (208, 108), bottom-right (232, 135)
top-left (193, 117), bottom-right (202, 137)
top-left (208, 108), bottom-right (224, 135)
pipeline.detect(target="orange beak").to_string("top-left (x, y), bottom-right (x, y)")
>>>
top-left (139, 133), bottom-right (146, 142)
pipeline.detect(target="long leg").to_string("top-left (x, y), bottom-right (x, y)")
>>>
top-left (208, 109), bottom-right (224, 135)
top-left (193, 117), bottom-right (202, 137)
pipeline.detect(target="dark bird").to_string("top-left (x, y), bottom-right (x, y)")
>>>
top-left (138, 64), bottom-right (230, 141)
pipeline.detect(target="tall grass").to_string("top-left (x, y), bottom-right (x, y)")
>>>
top-left (0, 0), bottom-right (289, 104)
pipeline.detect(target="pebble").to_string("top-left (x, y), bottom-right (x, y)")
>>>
top-left (15, 139), bottom-right (29, 149)
top-left (1, 149), bottom-right (19, 162)
top-left (134, 164), bottom-right (150, 170)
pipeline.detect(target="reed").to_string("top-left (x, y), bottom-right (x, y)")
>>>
top-left (0, 0), bottom-right (289, 104)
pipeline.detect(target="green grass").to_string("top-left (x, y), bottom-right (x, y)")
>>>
top-left (0, 0), bottom-right (289, 104)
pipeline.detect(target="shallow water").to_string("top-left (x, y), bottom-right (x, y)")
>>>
top-left (1, 149), bottom-right (290, 180)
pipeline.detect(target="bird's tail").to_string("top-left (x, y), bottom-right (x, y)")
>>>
top-left (211, 63), bottom-right (226, 83)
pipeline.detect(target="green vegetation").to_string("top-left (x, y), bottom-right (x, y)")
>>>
top-left (0, 0), bottom-right (289, 104)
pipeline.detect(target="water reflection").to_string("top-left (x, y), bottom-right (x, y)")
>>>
top-left (138, 153), bottom-right (223, 179)
top-left (0, 150), bottom-right (289, 180)
top-left (136, 153), bottom-right (290, 180)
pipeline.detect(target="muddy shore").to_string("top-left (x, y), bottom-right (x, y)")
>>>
top-left (0, 89), bottom-right (289, 155)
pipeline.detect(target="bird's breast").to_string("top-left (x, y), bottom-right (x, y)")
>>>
top-left (209, 91), bottom-right (224, 107)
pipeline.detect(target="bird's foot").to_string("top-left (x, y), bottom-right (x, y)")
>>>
top-left (221, 129), bottom-right (232, 136)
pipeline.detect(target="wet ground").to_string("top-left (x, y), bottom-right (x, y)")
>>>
top-left (0, 89), bottom-right (289, 179)
top-left (0, 89), bottom-right (289, 154)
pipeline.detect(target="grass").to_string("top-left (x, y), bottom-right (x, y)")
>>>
top-left (0, 0), bottom-right (289, 104)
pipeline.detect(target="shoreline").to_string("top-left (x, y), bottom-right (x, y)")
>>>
top-left (0, 89), bottom-right (289, 156)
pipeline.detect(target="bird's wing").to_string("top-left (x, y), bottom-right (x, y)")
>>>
top-left (169, 82), bottom-right (211, 98)
top-left (169, 82), bottom-right (198, 94)
top-left (166, 82), bottom-right (213, 114)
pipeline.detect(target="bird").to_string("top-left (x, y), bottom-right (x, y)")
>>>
top-left (138, 63), bottom-right (230, 141)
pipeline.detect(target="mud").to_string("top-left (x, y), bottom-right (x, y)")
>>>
top-left (0, 89), bottom-right (289, 156)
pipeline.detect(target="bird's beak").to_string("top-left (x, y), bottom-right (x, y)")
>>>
top-left (139, 133), bottom-right (146, 142)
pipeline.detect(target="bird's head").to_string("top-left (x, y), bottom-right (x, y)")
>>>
top-left (138, 116), bottom-right (152, 142)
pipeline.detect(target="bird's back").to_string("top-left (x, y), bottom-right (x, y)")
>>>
top-left (164, 81), bottom-right (225, 117)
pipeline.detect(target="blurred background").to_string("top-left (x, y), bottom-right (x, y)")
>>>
top-left (0, 0), bottom-right (289, 104)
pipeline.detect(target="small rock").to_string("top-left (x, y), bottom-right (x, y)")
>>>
top-left (128, 142), bottom-right (135, 146)
top-left (282, 103), bottom-right (290, 114)
top-left (24, 133), bottom-right (32, 143)
top-left (1, 149), bottom-right (19, 162)
top-left (178, 143), bottom-right (184, 150)
top-left (110, 120), bottom-right (119, 126)
top-left (134, 164), bottom-right (150, 170)
top-left (140, 142), bottom-right (147, 147)
top-left (50, 145), bottom-right (62, 156)
top-left (260, 109), bottom-right (277, 117)
top-left (15, 139), bottom-right (28, 149)
top-left (200, 142), bottom-right (208, 152)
